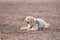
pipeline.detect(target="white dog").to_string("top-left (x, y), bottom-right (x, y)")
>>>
top-left (20, 16), bottom-right (50, 30)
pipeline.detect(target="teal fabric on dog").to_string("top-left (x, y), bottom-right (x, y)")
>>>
top-left (35, 20), bottom-right (40, 27)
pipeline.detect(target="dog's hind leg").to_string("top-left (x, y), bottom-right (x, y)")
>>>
top-left (45, 23), bottom-right (50, 28)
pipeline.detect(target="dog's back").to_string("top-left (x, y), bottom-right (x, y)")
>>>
top-left (36, 18), bottom-right (50, 28)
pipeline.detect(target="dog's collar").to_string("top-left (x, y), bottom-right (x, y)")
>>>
top-left (34, 20), bottom-right (40, 26)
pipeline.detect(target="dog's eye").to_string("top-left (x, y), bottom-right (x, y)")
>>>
top-left (27, 18), bottom-right (30, 20)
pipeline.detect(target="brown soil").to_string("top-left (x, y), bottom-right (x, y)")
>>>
top-left (0, 1), bottom-right (60, 40)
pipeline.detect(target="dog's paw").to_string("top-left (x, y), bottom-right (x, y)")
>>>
top-left (45, 23), bottom-right (50, 28)
top-left (20, 28), bottom-right (23, 30)
top-left (20, 27), bottom-right (26, 30)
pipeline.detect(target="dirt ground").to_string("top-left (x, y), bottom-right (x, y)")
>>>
top-left (0, 0), bottom-right (60, 40)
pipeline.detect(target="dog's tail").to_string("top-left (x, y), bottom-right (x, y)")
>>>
top-left (45, 23), bottom-right (50, 28)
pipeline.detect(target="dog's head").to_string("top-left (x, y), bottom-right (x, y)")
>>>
top-left (24, 16), bottom-right (36, 24)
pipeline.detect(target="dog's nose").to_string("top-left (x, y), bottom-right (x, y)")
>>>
top-left (27, 22), bottom-right (30, 24)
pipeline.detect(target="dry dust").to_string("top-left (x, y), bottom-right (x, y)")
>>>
top-left (0, 1), bottom-right (60, 40)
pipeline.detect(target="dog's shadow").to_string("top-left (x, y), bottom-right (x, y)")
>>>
top-left (38, 28), bottom-right (49, 31)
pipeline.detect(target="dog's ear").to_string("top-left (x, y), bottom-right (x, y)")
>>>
top-left (32, 18), bottom-right (35, 22)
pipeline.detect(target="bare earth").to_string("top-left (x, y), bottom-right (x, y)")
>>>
top-left (0, 1), bottom-right (60, 40)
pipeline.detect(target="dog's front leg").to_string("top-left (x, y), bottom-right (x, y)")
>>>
top-left (20, 24), bottom-right (32, 30)
top-left (20, 27), bottom-right (28, 30)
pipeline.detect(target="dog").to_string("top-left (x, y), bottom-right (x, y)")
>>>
top-left (20, 16), bottom-right (50, 30)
